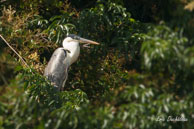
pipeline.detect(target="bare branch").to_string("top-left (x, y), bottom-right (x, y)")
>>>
top-left (0, 34), bottom-right (30, 68)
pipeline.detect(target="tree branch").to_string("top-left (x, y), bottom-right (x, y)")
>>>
top-left (0, 34), bottom-right (30, 68)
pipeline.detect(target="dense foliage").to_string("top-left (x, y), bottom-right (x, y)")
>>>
top-left (0, 0), bottom-right (194, 129)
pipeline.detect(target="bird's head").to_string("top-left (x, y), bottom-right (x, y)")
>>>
top-left (62, 34), bottom-right (99, 64)
top-left (63, 34), bottom-right (100, 46)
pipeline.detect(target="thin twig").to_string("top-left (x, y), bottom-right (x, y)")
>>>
top-left (0, 34), bottom-right (30, 68)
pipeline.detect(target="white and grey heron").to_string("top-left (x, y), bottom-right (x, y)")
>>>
top-left (44, 34), bottom-right (100, 91)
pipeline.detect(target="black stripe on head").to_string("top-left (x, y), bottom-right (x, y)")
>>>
top-left (67, 34), bottom-right (80, 40)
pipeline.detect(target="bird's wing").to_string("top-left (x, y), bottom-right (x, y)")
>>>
top-left (44, 48), bottom-right (69, 91)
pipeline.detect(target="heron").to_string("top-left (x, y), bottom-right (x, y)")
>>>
top-left (44, 34), bottom-right (100, 91)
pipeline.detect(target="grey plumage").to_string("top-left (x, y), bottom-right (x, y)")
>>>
top-left (44, 48), bottom-right (69, 91)
top-left (44, 35), bottom-right (99, 91)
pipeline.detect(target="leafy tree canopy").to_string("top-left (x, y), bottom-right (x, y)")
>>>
top-left (0, 0), bottom-right (194, 129)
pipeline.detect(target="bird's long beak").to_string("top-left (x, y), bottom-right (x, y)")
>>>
top-left (78, 37), bottom-right (100, 45)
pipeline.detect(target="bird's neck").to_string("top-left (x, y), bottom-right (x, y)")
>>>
top-left (63, 42), bottom-right (80, 65)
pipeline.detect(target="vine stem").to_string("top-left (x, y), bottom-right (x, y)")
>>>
top-left (0, 34), bottom-right (30, 68)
